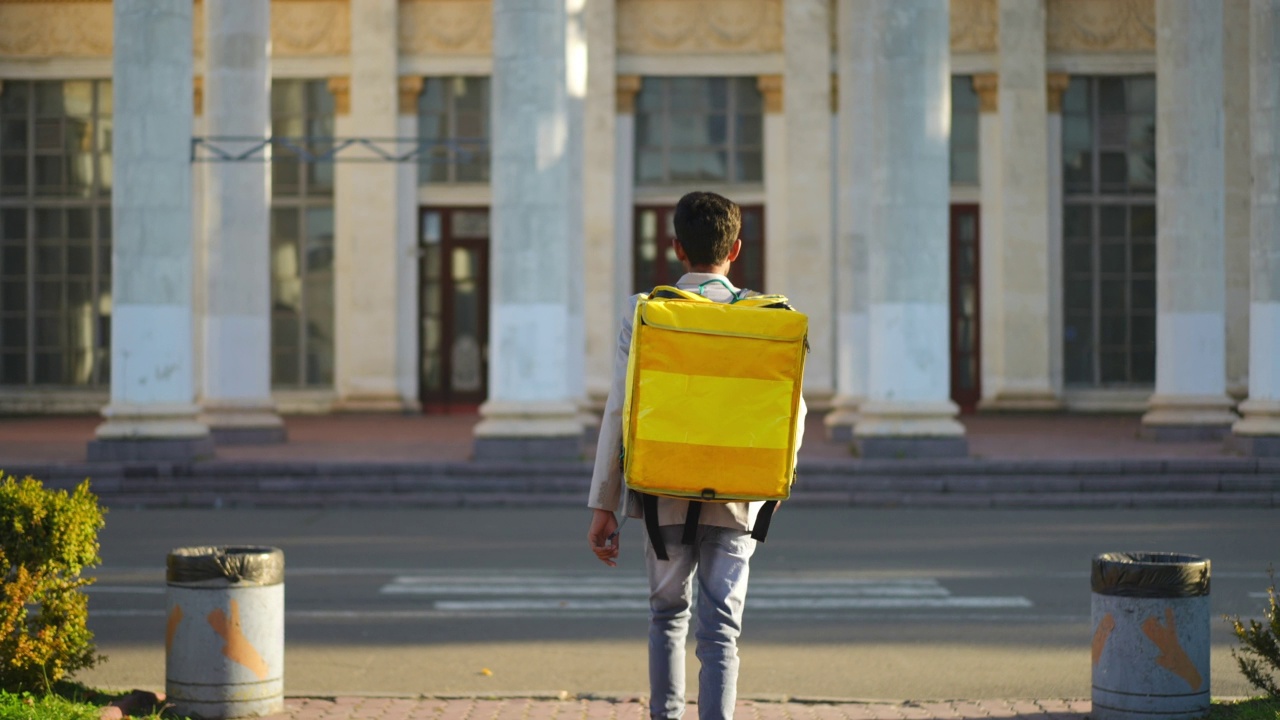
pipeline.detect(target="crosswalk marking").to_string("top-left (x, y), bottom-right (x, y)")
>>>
top-left (377, 575), bottom-right (1031, 615)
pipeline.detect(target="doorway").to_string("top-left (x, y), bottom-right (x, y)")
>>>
top-left (419, 207), bottom-right (490, 412)
top-left (949, 204), bottom-right (981, 414)
top-left (632, 204), bottom-right (765, 293)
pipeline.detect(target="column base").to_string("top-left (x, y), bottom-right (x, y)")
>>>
top-left (1230, 399), bottom-right (1280, 456)
top-left (473, 400), bottom-right (584, 461)
top-left (1140, 394), bottom-right (1239, 441)
top-left (822, 394), bottom-right (862, 443)
top-left (91, 403), bottom-right (215, 462)
top-left (853, 400), bottom-right (968, 459)
top-left (201, 401), bottom-right (287, 446)
top-left (977, 390), bottom-right (1064, 412)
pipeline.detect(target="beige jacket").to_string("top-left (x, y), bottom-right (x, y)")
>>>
top-left (586, 273), bottom-right (807, 530)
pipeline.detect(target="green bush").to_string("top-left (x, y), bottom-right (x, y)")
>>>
top-left (1226, 569), bottom-right (1280, 698)
top-left (0, 474), bottom-right (105, 693)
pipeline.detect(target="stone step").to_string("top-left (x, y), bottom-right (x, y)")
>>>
top-left (2, 457), bottom-right (1275, 509)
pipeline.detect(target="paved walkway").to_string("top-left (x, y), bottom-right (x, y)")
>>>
top-left (0, 411), bottom-right (1237, 465)
top-left (264, 697), bottom-right (1093, 720)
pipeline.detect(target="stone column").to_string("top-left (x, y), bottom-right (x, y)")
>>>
top-left (826, 0), bottom-right (871, 441)
top-left (583, 0), bottom-right (617, 418)
top-left (782, 0), bottom-right (833, 402)
top-left (1233, 0), bottom-right (1280, 455)
top-left (1047, 73), bottom-right (1071, 396)
top-left (852, 0), bottom-right (966, 458)
top-left (474, 0), bottom-right (586, 460)
top-left (614, 75), bottom-right (642, 326)
top-left (90, 0), bottom-right (214, 461)
top-left (198, 0), bottom-right (285, 444)
top-left (397, 77), bottom-right (423, 412)
top-left (983, 0), bottom-right (1059, 411)
top-left (1141, 1), bottom-right (1237, 439)
top-left (760, 74), bottom-right (786, 301)
top-left (333, 0), bottom-right (406, 411)
top-left (974, 73), bottom-right (1002, 406)
top-left (1225, 0), bottom-right (1253, 400)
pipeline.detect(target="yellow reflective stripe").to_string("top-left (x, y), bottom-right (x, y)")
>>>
top-left (626, 439), bottom-right (794, 501)
top-left (633, 369), bottom-right (794, 449)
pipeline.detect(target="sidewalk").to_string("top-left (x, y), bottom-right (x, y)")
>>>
top-left (0, 410), bottom-right (1243, 464)
top-left (260, 696), bottom-right (1093, 720)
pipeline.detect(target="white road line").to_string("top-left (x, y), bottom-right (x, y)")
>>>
top-left (432, 596), bottom-right (1032, 612)
top-left (379, 582), bottom-right (951, 598)
top-left (1249, 592), bottom-right (1272, 599)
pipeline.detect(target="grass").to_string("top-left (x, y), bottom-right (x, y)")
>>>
top-left (0, 683), bottom-right (180, 720)
top-left (1208, 698), bottom-right (1280, 720)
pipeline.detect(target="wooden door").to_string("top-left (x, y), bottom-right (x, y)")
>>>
top-left (632, 204), bottom-right (766, 293)
top-left (419, 207), bottom-right (490, 412)
top-left (949, 204), bottom-right (981, 413)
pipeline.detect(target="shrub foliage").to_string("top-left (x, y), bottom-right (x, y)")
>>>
top-left (0, 474), bottom-right (105, 692)
top-left (1227, 570), bottom-right (1280, 698)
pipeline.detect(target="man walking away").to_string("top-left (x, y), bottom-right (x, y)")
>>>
top-left (586, 190), bottom-right (807, 720)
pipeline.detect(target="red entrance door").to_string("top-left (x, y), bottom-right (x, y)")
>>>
top-left (632, 205), bottom-right (766, 293)
top-left (419, 207), bottom-right (490, 412)
top-left (949, 204), bottom-right (981, 414)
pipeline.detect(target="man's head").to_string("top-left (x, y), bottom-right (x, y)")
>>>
top-left (672, 191), bottom-right (742, 269)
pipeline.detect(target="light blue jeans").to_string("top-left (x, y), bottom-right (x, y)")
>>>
top-left (644, 524), bottom-right (756, 720)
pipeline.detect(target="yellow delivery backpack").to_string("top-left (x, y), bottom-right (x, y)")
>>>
top-left (621, 282), bottom-right (808, 559)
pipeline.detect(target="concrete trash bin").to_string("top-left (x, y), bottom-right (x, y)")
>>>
top-left (166, 546), bottom-right (285, 719)
top-left (1091, 552), bottom-right (1211, 720)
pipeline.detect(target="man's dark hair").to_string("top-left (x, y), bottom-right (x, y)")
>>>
top-left (672, 191), bottom-right (741, 267)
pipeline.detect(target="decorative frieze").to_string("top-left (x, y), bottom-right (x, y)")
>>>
top-left (400, 0), bottom-right (491, 56)
top-left (0, 1), bottom-right (113, 57)
top-left (951, 0), bottom-right (998, 53)
top-left (1046, 0), bottom-right (1155, 52)
top-left (617, 0), bottom-right (782, 55)
top-left (272, 0), bottom-right (350, 56)
top-left (757, 74), bottom-right (782, 113)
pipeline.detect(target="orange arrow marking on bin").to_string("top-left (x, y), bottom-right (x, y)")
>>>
top-left (1141, 607), bottom-right (1203, 691)
top-left (1092, 612), bottom-right (1115, 666)
top-left (166, 605), bottom-right (184, 654)
top-left (207, 599), bottom-right (270, 680)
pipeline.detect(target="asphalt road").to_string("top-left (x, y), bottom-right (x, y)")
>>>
top-left (79, 507), bottom-right (1278, 700)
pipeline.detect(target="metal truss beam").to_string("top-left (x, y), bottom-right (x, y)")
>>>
top-left (190, 136), bottom-right (486, 163)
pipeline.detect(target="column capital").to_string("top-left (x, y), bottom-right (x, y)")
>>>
top-left (1046, 72), bottom-right (1071, 113)
top-left (193, 75), bottom-right (203, 115)
top-left (757, 74), bottom-right (783, 114)
top-left (328, 76), bottom-right (351, 116)
top-left (398, 76), bottom-right (424, 115)
top-left (972, 72), bottom-right (998, 113)
top-left (616, 74), bottom-right (642, 113)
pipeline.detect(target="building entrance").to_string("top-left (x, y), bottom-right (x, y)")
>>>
top-left (418, 207), bottom-right (489, 412)
top-left (632, 204), bottom-right (765, 293)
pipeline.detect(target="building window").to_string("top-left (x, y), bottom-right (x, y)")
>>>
top-left (418, 76), bottom-right (490, 185)
top-left (951, 75), bottom-right (979, 185)
top-left (635, 77), bottom-right (764, 186)
top-left (1062, 76), bottom-right (1157, 387)
top-left (0, 80), bottom-right (113, 387)
top-left (270, 79), bottom-right (335, 388)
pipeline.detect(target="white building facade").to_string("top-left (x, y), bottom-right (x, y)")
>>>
top-left (0, 0), bottom-right (1277, 458)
